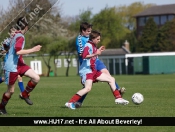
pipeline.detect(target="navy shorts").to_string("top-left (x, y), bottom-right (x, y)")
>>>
top-left (95, 59), bottom-right (106, 71)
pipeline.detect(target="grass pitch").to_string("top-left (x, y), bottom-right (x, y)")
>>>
top-left (0, 74), bottom-right (174, 131)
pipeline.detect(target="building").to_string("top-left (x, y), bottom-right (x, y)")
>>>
top-left (100, 51), bottom-right (175, 75)
top-left (99, 41), bottom-right (130, 75)
top-left (134, 4), bottom-right (175, 37)
top-left (125, 52), bottom-right (175, 75)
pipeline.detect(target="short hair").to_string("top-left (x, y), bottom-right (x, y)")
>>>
top-left (80, 22), bottom-right (93, 32)
top-left (89, 30), bottom-right (101, 41)
top-left (16, 16), bottom-right (28, 30)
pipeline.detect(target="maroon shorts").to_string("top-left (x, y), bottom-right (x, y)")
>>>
top-left (86, 70), bottom-right (102, 83)
top-left (5, 65), bottom-right (30, 85)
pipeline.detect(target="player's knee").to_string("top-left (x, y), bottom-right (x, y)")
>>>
top-left (8, 90), bottom-right (14, 95)
top-left (102, 69), bottom-right (110, 75)
top-left (110, 77), bottom-right (115, 84)
top-left (85, 87), bottom-right (91, 92)
top-left (18, 76), bottom-right (22, 82)
top-left (34, 75), bottom-right (40, 83)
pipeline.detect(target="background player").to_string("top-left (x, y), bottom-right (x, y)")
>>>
top-left (0, 27), bottom-right (25, 97)
top-left (0, 17), bottom-right (42, 115)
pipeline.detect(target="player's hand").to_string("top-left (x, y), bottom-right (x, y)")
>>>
top-left (96, 49), bottom-right (102, 55)
top-left (99, 46), bottom-right (105, 51)
top-left (32, 45), bottom-right (42, 52)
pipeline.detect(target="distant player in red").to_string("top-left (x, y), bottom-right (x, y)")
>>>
top-left (65, 30), bottom-right (129, 109)
top-left (0, 17), bottom-right (42, 115)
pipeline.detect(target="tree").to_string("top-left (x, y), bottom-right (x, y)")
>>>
top-left (63, 38), bottom-right (77, 77)
top-left (156, 19), bottom-right (175, 51)
top-left (30, 35), bottom-right (54, 77)
top-left (137, 17), bottom-right (158, 52)
top-left (92, 7), bottom-right (128, 48)
top-left (120, 29), bottom-right (138, 52)
top-left (68, 10), bottom-right (93, 33)
top-left (0, 0), bottom-right (78, 77)
top-left (48, 37), bottom-right (67, 76)
top-left (115, 2), bottom-right (154, 30)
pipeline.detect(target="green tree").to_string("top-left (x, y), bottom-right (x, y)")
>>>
top-left (156, 19), bottom-right (175, 51)
top-left (92, 7), bottom-right (128, 48)
top-left (137, 17), bottom-right (158, 52)
top-left (116, 2), bottom-right (154, 30)
top-left (120, 30), bottom-right (138, 52)
top-left (68, 10), bottom-right (93, 33)
top-left (30, 35), bottom-right (69, 77)
top-left (31, 35), bottom-right (53, 77)
top-left (48, 37), bottom-right (67, 76)
top-left (63, 38), bottom-right (77, 77)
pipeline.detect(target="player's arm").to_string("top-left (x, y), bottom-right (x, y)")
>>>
top-left (82, 47), bottom-right (101, 59)
top-left (75, 36), bottom-right (83, 57)
top-left (15, 37), bottom-right (42, 55)
top-left (16, 45), bottom-right (42, 55)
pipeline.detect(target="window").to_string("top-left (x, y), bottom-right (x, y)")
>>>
top-left (138, 17), bottom-right (146, 26)
top-left (160, 15), bottom-right (167, 25)
top-left (168, 15), bottom-right (174, 21)
top-left (153, 16), bottom-right (159, 25)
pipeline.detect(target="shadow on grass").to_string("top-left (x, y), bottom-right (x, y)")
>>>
top-left (60, 105), bottom-right (140, 109)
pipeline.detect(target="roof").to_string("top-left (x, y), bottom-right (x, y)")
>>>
top-left (125, 52), bottom-right (175, 58)
top-left (134, 4), bottom-right (175, 17)
top-left (101, 47), bottom-right (130, 56)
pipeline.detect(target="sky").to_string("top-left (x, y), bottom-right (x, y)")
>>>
top-left (1, 0), bottom-right (175, 16)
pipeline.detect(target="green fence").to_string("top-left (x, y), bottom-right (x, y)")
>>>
top-left (127, 57), bottom-right (143, 74)
top-left (127, 55), bottom-right (175, 75)
top-left (143, 55), bottom-right (175, 74)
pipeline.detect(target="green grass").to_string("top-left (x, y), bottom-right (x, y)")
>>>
top-left (0, 74), bottom-right (175, 131)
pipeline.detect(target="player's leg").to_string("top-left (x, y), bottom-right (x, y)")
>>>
top-left (0, 84), bottom-right (15, 115)
top-left (65, 79), bottom-right (93, 110)
top-left (74, 85), bottom-right (87, 108)
top-left (18, 75), bottom-right (30, 99)
top-left (21, 68), bottom-right (40, 105)
top-left (17, 75), bottom-right (26, 100)
top-left (100, 68), bottom-right (126, 94)
top-left (0, 71), bottom-right (17, 115)
top-left (96, 73), bottom-right (129, 105)
top-left (18, 75), bottom-right (24, 93)
top-left (0, 77), bottom-right (4, 84)
top-left (75, 59), bottom-right (125, 107)
top-left (96, 59), bottom-right (126, 95)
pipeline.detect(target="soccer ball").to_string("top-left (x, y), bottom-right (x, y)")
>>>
top-left (132, 93), bottom-right (144, 105)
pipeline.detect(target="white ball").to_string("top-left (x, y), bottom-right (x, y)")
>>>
top-left (132, 93), bottom-right (144, 105)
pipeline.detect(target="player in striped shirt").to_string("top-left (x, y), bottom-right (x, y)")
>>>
top-left (65, 30), bottom-right (129, 109)
top-left (75, 22), bottom-right (126, 108)
top-left (0, 17), bottom-right (42, 115)
top-left (0, 27), bottom-right (25, 97)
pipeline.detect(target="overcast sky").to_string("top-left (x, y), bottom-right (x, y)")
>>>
top-left (1, 0), bottom-right (175, 16)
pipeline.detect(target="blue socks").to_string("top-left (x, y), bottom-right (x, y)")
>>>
top-left (77, 93), bottom-right (88, 103)
top-left (18, 82), bottom-right (25, 92)
top-left (115, 82), bottom-right (120, 90)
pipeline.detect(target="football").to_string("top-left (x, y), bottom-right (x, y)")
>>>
top-left (132, 93), bottom-right (144, 105)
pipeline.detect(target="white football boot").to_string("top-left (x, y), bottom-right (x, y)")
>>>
top-left (65, 102), bottom-right (76, 110)
top-left (115, 98), bottom-right (129, 105)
